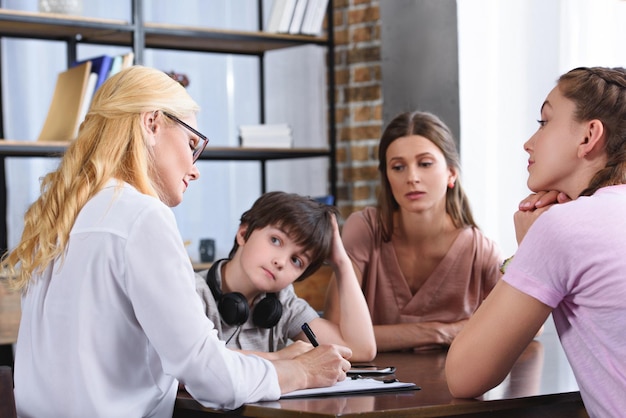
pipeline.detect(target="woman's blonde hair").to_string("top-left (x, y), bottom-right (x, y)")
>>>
top-left (2, 65), bottom-right (200, 290)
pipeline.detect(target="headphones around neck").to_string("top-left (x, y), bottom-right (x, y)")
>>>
top-left (205, 259), bottom-right (283, 329)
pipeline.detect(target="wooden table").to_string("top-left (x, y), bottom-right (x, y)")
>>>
top-left (174, 333), bottom-right (588, 417)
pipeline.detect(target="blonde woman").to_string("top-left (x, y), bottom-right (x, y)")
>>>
top-left (3, 66), bottom-right (351, 417)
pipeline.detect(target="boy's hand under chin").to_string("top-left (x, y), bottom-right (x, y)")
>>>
top-left (327, 214), bottom-right (351, 270)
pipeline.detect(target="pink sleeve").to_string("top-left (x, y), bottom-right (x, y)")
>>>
top-left (342, 209), bottom-right (377, 277)
top-left (477, 231), bottom-right (503, 299)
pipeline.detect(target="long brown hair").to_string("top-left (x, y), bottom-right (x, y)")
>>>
top-left (558, 67), bottom-right (626, 196)
top-left (376, 111), bottom-right (477, 241)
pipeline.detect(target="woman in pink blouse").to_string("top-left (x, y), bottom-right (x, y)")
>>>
top-left (324, 111), bottom-right (503, 352)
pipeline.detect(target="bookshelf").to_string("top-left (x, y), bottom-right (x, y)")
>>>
top-left (0, 0), bottom-right (336, 251)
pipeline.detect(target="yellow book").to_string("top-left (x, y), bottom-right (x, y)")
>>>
top-left (38, 61), bottom-right (92, 142)
top-left (121, 51), bottom-right (134, 69)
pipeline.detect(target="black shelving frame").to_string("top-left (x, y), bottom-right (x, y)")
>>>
top-left (0, 0), bottom-right (337, 248)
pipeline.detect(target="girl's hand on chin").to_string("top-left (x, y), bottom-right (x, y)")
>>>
top-left (518, 190), bottom-right (571, 212)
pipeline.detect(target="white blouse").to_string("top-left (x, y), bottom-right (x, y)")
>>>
top-left (14, 181), bottom-right (280, 418)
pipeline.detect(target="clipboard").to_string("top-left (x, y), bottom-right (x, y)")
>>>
top-left (281, 377), bottom-right (420, 399)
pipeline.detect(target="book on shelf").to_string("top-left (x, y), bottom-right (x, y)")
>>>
top-left (278, 0), bottom-right (298, 33)
top-left (300, 0), bottom-right (329, 36)
top-left (38, 61), bottom-right (92, 142)
top-left (76, 72), bottom-right (98, 131)
top-left (107, 51), bottom-right (135, 79)
top-left (108, 55), bottom-right (124, 78)
top-left (289, 0), bottom-right (309, 34)
top-left (314, 195), bottom-right (334, 205)
top-left (121, 51), bottom-right (134, 69)
top-left (239, 124), bottom-right (293, 148)
top-left (71, 54), bottom-right (113, 92)
top-left (266, 0), bottom-right (298, 34)
top-left (266, 0), bottom-right (287, 33)
top-left (267, 0), bottom-right (329, 36)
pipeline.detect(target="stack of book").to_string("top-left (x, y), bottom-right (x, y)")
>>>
top-left (38, 51), bottom-right (134, 142)
top-left (266, 0), bottom-right (330, 36)
top-left (239, 124), bottom-right (293, 148)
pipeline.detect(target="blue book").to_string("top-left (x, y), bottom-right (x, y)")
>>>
top-left (72, 55), bottom-right (114, 91)
top-left (314, 195), bottom-right (334, 205)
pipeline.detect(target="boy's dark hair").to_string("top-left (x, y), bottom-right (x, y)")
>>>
top-left (228, 191), bottom-right (339, 281)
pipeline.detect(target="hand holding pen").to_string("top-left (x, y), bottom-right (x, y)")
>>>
top-left (301, 322), bottom-right (319, 347)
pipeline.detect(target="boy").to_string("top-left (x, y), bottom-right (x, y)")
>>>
top-left (195, 191), bottom-right (376, 362)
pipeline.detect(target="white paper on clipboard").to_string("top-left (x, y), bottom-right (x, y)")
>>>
top-left (281, 377), bottom-right (419, 399)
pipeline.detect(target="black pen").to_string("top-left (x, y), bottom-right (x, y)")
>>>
top-left (301, 322), bottom-right (319, 347)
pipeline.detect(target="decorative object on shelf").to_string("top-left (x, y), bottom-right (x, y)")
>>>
top-left (199, 239), bottom-right (215, 263)
top-left (166, 71), bottom-right (190, 88)
top-left (239, 124), bottom-right (293, 148)
top-left (38, 0), bottom-right (83, 15)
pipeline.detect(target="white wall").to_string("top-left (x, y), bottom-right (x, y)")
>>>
top-left (457, 0), bottom-right (626, 347)
top-left (457, 0), bottom-right (626, 258)
top-left (457, 0), bottom-right (626, 387)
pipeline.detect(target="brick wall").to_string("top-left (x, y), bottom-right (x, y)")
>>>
top-left (332, 0), bottom-right (382, 219)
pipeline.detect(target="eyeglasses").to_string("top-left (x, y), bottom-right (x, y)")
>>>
top-left (162, 111), bottom-right (209, 162)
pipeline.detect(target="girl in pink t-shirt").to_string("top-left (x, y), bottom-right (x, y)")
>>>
top-left (446, 66), bottom-right (626, 418)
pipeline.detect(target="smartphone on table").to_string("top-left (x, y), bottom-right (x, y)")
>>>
top-left (347, 365), bottom-right (396, 375)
